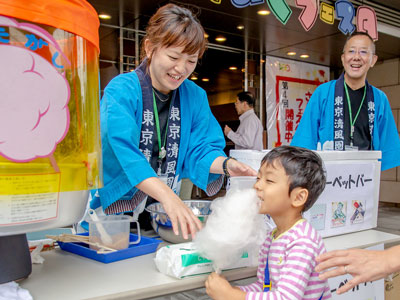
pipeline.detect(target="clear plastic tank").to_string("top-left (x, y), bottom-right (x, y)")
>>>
top-left (0, 0), bottom-right (102, 236)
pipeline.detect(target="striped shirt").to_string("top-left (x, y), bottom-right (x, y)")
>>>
top-left (239, 219), bottom-right (331, 300)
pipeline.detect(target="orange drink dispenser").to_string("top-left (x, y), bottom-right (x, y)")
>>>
top-left (0, 0), bottom-right (102, 282)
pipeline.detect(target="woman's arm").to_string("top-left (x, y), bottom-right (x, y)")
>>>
top-left (316, 245), bottom-right (400, 294)
top-left (136, 177), bottom-right (202, 239)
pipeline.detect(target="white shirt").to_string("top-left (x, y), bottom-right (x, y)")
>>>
top-left (227, 109), bottom-right (263, 150)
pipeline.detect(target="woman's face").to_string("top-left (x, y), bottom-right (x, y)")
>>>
top-left (146, 42), bottom-right (199, 94)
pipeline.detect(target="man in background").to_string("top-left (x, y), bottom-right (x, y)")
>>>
top-left (291, 32), bottom-right (400, 171)
top-left (224, 91), bottom-right (263, 150)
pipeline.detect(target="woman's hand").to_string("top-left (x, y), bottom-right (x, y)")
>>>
top-left (315, 247), bottom-right (397, 294)
top-left (160, 192), bottom-right (203, 239)
top-left (210, 156), bottom-right (257, 177)
top-left (227, 158), bottom-right (257, 176)
top-left (205, 272), bottom-right (245, 300)
top-left (136, 177), bottom-right (202, 239)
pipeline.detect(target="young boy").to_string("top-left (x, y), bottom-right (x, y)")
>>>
top-left (205, 146), bottom-right (331, 300)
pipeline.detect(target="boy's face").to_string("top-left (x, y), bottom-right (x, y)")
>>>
top-left (254, 161), bottom-right (292, 217)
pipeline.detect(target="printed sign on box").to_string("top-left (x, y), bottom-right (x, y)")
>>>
top-left (303, 158), bottom-right (380, 238)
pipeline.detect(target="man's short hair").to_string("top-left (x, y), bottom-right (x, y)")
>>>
top-left (237, 91), bottom-right (255, 107)
top-left (260, 146), bottom-right (326, 212)
top-left (343, 31), bottom-right (376, 54)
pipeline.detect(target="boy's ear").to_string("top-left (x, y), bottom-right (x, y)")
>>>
top-left (291, 187), bottom-right (308, 209)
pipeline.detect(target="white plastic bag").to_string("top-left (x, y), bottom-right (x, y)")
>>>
top-left (154, 242), bottom-right (256, 279)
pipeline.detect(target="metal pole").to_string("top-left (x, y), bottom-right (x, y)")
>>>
top-left (119, 0), bottom-right (124, 74)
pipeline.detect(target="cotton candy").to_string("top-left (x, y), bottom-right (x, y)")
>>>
top-left (194, 188), bottom-right (267, 273)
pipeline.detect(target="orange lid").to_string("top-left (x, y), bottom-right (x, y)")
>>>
top-left (0, 0), bottom-right (100, 52)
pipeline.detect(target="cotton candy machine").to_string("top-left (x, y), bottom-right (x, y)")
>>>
top-left (146, 200), bottom-right (212, 243)
top-left (0, 0), bottom-right (101, 283)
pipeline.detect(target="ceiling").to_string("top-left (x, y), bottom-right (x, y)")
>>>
top-left (89, 0), bottom-right (400, 93)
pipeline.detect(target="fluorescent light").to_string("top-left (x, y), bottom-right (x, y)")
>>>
top-left (257, 10), bottom-right (271, 16)
top-left (98, 14), bottom-right (111, 20)
top-left (300, 54), bottom-right (309, 58)
top-left (202, 78), bottom-right (210, 82)
top-left (287, 51), bottom-right (296, 56)
top-left (229, 66), bottom-right (237, 70)
top-left (190, 75), bottom-right (198, 80)
top-left (215, 36), bottom-right (226, 42)
top-left (237, 25), bottom-right (244, 30)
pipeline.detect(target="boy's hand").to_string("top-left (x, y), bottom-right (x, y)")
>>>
top-left (205, 273), bottom-right (231, 300)
top-left (205, 272), bottom-right (246, 300)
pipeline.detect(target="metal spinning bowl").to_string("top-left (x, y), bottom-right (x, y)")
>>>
top-left (145, 200), bottom-right (212, 243)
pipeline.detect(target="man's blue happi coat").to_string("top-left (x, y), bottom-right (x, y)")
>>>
top-left (291, 80), bottom-right (400, 171)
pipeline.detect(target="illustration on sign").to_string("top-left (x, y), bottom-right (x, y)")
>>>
top-left (309, 203), bottom-right (326, 231)
top-left (331, 201), bottom-right (347, 228)
top-left (350, 200), bottom-right (366, 224)
top-left (0, 16), bottom-right (71, 164)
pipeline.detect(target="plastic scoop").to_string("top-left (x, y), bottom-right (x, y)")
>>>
top-left (88, 209), bottom-right (113, 245)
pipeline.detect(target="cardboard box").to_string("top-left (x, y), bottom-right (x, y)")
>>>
top-left (230, 150), bottom-right (382, 238)
top-left (385, 272), bottom-right (400, 300)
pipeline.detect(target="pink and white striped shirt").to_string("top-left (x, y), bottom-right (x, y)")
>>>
top-left (239, 219), bottom-right (331, 300)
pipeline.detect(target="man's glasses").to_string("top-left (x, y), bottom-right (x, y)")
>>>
top-left (344, 49), bottom-right (372, 58)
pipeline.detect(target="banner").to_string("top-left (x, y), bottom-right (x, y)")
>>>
top-left (265, 56), bottom-right (329, 148)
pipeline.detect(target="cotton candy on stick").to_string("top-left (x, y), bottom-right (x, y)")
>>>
top-left (194, 188), bottom-right (266, 273)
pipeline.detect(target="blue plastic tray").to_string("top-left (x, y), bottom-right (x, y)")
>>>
top-left (58, 233), bottom-right (162, 263)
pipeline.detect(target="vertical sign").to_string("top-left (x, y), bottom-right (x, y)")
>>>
top-left (265, 56), bottom-right (329, 148)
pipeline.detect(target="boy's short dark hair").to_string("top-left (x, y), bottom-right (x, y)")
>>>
top-left (261, 145), bottom-right (326, 212)
top-left (237, 91), bottom-right (255, 107)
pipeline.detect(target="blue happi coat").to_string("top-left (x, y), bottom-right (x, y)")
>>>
top-left (291, 80), bottom-right (400, 171)
top-left (96, 71), bottom-right (225, 212)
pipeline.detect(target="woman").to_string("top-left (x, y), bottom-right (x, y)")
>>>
top-left (94, 4), bottom-right (256, 239)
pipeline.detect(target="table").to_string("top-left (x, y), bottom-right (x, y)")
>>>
top-left (20, 230), bottom-right (400, 300)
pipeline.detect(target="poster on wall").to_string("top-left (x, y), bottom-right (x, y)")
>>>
top-left (265, 56), bottom-right (329, 149)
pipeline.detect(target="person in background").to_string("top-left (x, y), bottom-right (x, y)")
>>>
top-left (224, 91), bottom-right (264, 151)
top-left (291, 32), bottom-right (400, 171)
top-left (315, 245), bottom-right (400, 294)
top-left (205, 146), bottom-right (331, 300)
top-left (93, 4), bottom-right (256, 239)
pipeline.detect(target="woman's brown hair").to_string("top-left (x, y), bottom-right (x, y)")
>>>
top-left (141, 4), bottom-right (207, 65)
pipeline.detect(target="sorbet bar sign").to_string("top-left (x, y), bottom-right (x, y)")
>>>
top-left (230, 0), bottom-right (378, 40)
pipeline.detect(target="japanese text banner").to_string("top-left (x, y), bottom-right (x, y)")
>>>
top-left (265, 56), bottom-right (329, 148)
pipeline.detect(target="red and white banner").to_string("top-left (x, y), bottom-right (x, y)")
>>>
top-left (265, 56), bottom-right (329, 148)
